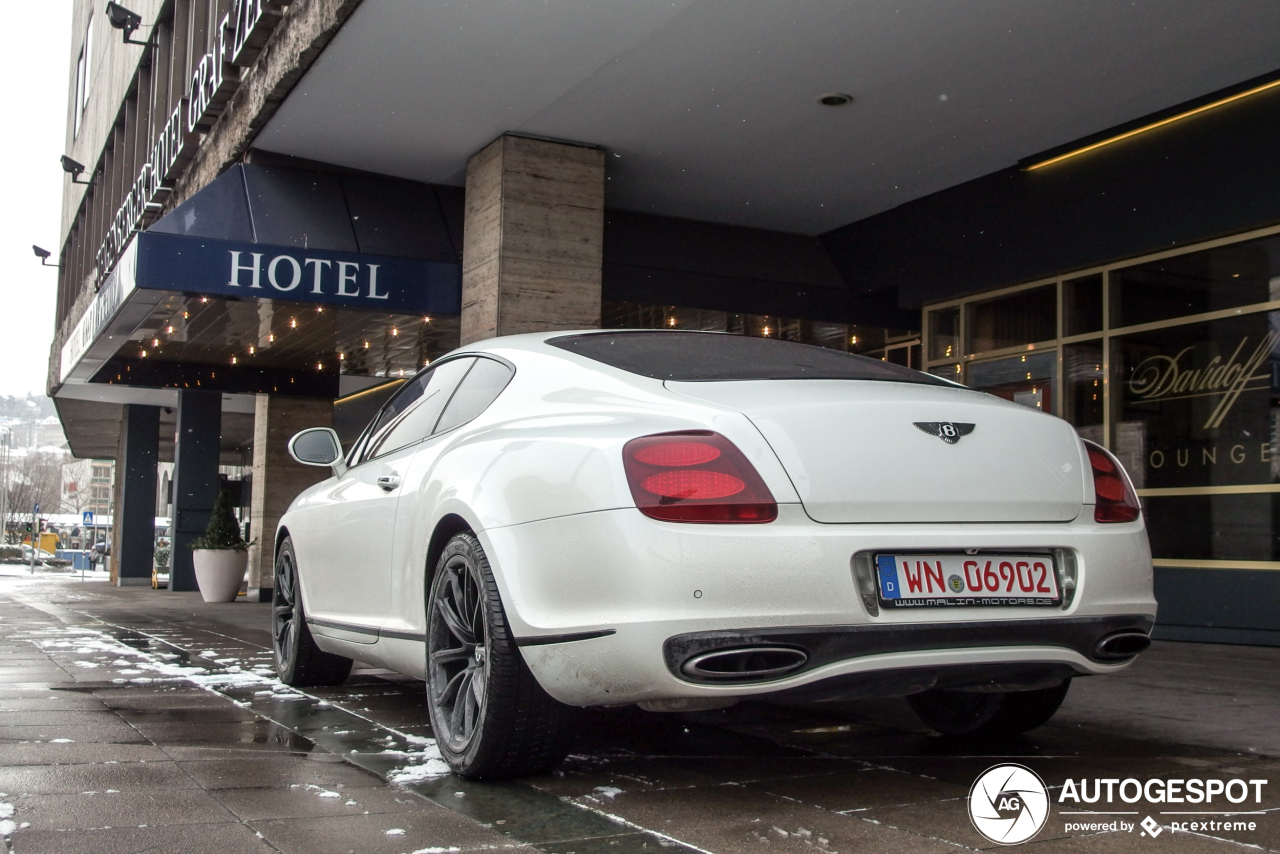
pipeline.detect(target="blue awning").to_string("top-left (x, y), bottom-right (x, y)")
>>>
top-left (142, 164), bottom-right (463, 315)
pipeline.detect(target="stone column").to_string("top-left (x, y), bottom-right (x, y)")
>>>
top-left (246, 395), bottom-right (334, 602)
top-left (115, 405), bottom-right (160, 586)
top-left (170, 390), bottom-right (222, 592)
top-left (461, 134), bottom-right (605, 345)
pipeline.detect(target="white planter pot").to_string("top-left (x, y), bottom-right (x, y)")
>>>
top-left (192, 549), bottom-right (248, 603)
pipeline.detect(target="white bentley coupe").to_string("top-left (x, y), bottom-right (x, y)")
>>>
top-left (276, 330), bottom-right (1155, 778)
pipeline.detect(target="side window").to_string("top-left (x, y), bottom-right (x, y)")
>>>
top-left (435, 358), bottom-right (515, 434)
top-left (363, 358), bottom-right (475, 461)
top-left (367, 378), bottom-right (424, 440)
top-left (339, 378), bottom-right (407, 466)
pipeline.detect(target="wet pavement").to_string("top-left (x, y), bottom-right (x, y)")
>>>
top-left (0, 574), bottom-right (1276, 853)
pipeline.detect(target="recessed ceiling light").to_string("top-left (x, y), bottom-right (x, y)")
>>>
top-left (818, 93), bottom-right (853, 107)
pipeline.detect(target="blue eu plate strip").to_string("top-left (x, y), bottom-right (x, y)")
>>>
top-left (876, 555), bottom-right (900, 599)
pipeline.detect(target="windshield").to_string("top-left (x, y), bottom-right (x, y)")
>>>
top-left (549, 331), bottom-right (949, 385)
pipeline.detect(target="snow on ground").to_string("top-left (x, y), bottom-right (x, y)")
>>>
top-left (0, 565), bottom-right (110, 580)
top-left (15, 620), bottom-right (453, 787)
top-left (389, 745), bottom-right (451, 782)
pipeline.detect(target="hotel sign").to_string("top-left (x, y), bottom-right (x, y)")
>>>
top-left (95, 0), bottom-right (285, 281)
top-left (134, 232), bottom-right (462, 316)
top-left (61, 239), bottom-right (139, 382)
top-left (61, 232), bottom-right (460, 383)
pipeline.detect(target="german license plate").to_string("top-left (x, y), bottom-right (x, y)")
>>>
top-left (876, 554), bottom-right (1061, 608)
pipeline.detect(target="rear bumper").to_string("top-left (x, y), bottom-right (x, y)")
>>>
top-left (481, 505), bottom-right (1156, 706)
top-left (664, 614), bottom-right (1153, 697)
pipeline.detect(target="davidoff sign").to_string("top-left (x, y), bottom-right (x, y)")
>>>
top-left (95, 0), bottom-right (285, 281)
top-left (1127, 332), bottom-right (1280, 429)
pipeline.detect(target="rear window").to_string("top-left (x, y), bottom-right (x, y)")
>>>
top-left (548, 331), bottom-right (948, 385)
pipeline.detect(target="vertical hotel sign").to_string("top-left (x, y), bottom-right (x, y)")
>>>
top-left (94, 0), bottom-right (285, 280)
top-left (61, 239), bottom-right (139, 383)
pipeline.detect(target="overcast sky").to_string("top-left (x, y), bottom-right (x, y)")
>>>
top-left (0, 4), bottom-right (73, 399)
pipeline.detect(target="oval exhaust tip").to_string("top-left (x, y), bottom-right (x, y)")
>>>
top-left (1094, 631), bottom-right (1151, 660)
top-left (681, 646), bottom-right (808, 682)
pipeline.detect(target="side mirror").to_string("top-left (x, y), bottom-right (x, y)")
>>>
top-left (288, 428), bottom-right (346, 475)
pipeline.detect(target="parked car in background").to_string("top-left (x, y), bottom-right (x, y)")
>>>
top-left (21, 545), bottom-right (57, 561)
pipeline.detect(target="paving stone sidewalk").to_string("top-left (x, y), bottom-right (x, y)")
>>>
top-left (0, 574), bottom-right (1276, 854)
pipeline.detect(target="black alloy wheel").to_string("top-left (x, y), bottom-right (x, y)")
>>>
top-left (272, 536), bottom-right (352, 687)
top-left (425, 532), bottom-right (576, 778)
top-left (428, 547), bottom-right (489, 750)
top-left (272, 545), bottom-right (299, 672)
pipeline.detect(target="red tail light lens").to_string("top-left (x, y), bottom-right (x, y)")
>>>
top-left (1084, 440), bottom-right (1140, 523)
top-left (623, 431), bottom-right (777, 523)
top-left (634, 441), bottom-right (721, 467)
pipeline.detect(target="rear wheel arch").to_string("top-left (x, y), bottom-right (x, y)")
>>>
top-left (425, 514), bottom-right (474, 591)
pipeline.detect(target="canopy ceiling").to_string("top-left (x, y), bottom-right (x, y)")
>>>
top-left (256, 0), bottom-right (1280, 234)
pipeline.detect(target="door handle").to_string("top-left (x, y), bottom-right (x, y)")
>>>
top-left (376, 475), bottom-right (401, 492)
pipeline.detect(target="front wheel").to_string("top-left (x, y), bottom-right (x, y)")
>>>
top-left (907, 680), bottom-right (1071, 737)
top-left (273, 537), bottom-right (352, 687)
top-left (426, 532), bottom-right (576, 778)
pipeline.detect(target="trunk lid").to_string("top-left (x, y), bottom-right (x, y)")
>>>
top-left (666, 380), bottom-right (1085, 524)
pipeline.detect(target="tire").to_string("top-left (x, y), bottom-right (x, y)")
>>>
top-left (907, 679), bottom-right (1071, 737)
top-left (273, 536), bottom-right (353, 687)
top-left (425, 531), bottom-right (576, 778)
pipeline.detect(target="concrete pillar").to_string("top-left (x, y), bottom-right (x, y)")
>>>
top-left (461, 134), bottom-right (605, 345)
top-left (115, 405), bottom-right (160, 586)
top-left (246, 395), bottom-right (334, 602)
top-left (170, 390), bottom-right (222, 592)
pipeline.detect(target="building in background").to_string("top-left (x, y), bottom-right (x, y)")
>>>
top-left (0, 399), bottom-right (74, 543)
top-left (44, 1), bottom-right (1280, 642)
top-left (61, 458), bottom-right (114, 521)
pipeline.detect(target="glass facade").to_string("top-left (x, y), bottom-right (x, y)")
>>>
top-left (967, 351), bottom-right (1057, 414)
top-left (924, 227), bottom-right (1280, 573)
top-left (602, 302), bottom-right (921, 366)
top-left (966, 285), bottom-right (1056, 354)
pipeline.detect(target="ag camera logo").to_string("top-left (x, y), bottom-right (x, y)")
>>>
top-left (969, 764), bottom-right (1050, 845)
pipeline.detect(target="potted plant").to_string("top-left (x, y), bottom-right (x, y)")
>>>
top-left (190, 490), bottom-right (252, 603)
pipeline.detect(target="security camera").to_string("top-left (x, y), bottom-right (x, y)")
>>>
top-left (105, 2), bottom-right (142, 32)
top-left (61, 155), bottom-right (90, 184)
top-left (105, 3), bottom-right (150, 45)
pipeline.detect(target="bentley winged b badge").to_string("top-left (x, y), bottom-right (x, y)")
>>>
top-left (914, 422), bottom-right (975, 444)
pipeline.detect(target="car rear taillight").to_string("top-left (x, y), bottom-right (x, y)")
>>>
top-left (1084, 440), bottom-right (1140, 523)
top-left (623, 431), bottom-right (777, 523)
